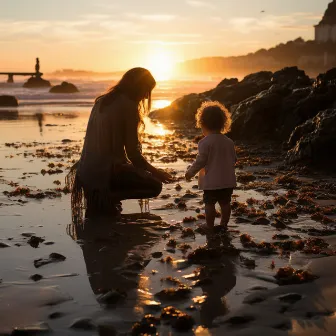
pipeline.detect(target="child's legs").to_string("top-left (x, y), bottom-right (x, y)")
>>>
top-left (219, 201), bottom-right (231, 226)
top-left (203, 190), bottom-right (217, 229)
top-left (217, 188), bottom-right (234, 227)
top-left (205, 203), bottom-right (217, 229)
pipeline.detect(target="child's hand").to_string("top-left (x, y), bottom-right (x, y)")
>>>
top-left (185, 172), bottom-right (192, 181)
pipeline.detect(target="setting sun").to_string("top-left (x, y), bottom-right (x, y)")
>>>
top-left (146, 48), bottom-right (175, 81)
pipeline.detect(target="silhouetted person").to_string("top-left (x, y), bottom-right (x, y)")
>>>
top-left (66, 68), bottom-right (173, 218)
top-left (35, 58), bottom-right (40, 76)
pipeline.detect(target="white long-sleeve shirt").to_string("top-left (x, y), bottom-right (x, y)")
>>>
top-left (187, 134), bottom-right (237, 190)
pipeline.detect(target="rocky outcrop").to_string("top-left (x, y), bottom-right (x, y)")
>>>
top-left (272, 67), bottom-right (311, 89)
top-left (150, 67), bottom-right (312, 122)
top-left (316, 67), bottom-right (336, 86)
top-left (23, 76), bottom-right (51, 88)
top-left (49, 81), bottom-right (79, 94)
top-left (286, 109), bottom-right (336, 167)
top-left (0, 95), bottom-right (18, 107)
top-left (150, 71), bottom-right (274, 120)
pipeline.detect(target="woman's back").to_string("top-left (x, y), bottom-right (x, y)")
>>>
top-left (78, 94), bottom-right (137, 190)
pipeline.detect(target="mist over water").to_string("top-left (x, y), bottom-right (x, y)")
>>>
top-left (0, 77), bottom-right (219, 109)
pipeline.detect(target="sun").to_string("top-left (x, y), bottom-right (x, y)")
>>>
top-left (146, 48), bottom-right (175, 81)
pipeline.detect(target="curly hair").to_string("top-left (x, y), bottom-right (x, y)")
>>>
top-left (196, 101), bottom-right (232, 133)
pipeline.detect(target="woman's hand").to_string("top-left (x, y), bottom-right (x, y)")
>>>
top-left (154, 169), bottom-right (174, 183)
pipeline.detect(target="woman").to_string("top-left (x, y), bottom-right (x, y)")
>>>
top-left (67, 68), bottom-right (172, 217)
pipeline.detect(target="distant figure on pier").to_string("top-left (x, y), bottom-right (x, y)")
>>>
top-left (35, 58), bottom-right (40, 77)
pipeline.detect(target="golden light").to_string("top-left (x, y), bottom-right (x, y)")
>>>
top-left (146, 48), bottom-right (175, 81)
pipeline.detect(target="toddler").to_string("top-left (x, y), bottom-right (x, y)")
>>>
top-left (185, 101), bottom-right (237, 231)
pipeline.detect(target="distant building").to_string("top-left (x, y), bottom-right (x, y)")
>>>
top-left (315, 0), bottom-right (336, 43)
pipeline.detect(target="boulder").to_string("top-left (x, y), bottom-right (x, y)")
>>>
top-left (286, 109), bottom-right (336, 167)
top-left (23, 76), bottom-right (51, 88)
top-left (0, 95), bottom-right (18, 107)
top-left (150, 93), bottom-right (204, 121)
top-left (210, 71), bottom-right (273, 107)
top-left (272, 66), bottom-right (311, 89)
top-left (216, 78), bottom-right (239, 87)
top-left (50, 81), bottom-right (79, 94)
top-left (316, 67), bottom-right (336, 86)
top-left (150, 71), bottom-right (273, 120)
top-left (230, 85), bottom-right (293, 140)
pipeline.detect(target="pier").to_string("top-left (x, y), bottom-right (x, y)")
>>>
top-left (0, 58), bottom-right (42, 83)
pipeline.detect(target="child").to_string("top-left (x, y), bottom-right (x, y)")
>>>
top-left (185, 101), bottom-right (237, 232)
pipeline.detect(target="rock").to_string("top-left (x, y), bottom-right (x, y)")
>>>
top-left (23, 76), bottom-right (51, 88)
top-left (0, 95), bottom-right (18, 107)
top-left (34, 253), bottom-right (66, 268)
top-left (0, 242), bottom-right (10, 248)
top-left (70, 318), bottom-right (96, 330)
top-left (253, 217), bottom-right (270, 225)
top-left (49, 82), bottom-right (79, 94)
top-left (27, 236), bottom-right (45, 248)
top-left (11, 322), bottom-right (51, 335)
top-left (277, 293), bottom-right (302, 304)
top-left (131, 321), bottom-right (157, 335)
top-left (172, 313), bottom-right (195, 331)
top-left (151, 251), bottom-right (163, 258)
top-left (217, 78), bottom-right (239, 87)
top-left (225, 315), bottom-right (255, 325)
top-left (30, 274), bottom-right (43, 282)
top-left (21, 232), bottom-right (35, 237)
top-left (271, 219), bottom-right (287, 229)
top-left (98, 290), bottom-right (127, 305)
top-left (286, 109), bottom-right (336, 167)
top-left (48, 312), bottom-right (65, 319)
top-left (316, 67), bottom-right (336, 86)
top-left (230, 84), bottom-right (293, 140)
top-left (272, 66), bottom-right (311, 89)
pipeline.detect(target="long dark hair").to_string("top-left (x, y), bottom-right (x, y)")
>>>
top-left (96, 67), bottom-right (156, 132)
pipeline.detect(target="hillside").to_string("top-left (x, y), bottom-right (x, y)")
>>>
top-left (178, 39), bottom-right (336, 77)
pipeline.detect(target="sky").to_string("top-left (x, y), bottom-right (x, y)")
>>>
top-left (0, 0), bottom-right (332, 73)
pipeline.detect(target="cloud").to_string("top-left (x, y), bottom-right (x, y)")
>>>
top-left (186, 0), bottom-right (214, 9)
top-left (129, 40), bottom-right (201, 45)
top-left (229, 13), bottom-right (318, 34)
top-left (126, 13), bottom-right (176, 22)
top-left (0, 18), bottom-right (142, 44)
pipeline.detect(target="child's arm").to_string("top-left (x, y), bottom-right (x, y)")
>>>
top-left (185, 141), bottom-right (209, 180)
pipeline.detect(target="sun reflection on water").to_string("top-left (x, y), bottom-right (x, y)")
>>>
top-left (144, 117), bottom-right (173, 137)
top-left (152, 99), bottom-right (171, 110)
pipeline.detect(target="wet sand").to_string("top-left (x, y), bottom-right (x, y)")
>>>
top-left (0, 106), bottom-right (336, 335)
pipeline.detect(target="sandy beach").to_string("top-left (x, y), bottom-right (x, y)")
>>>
top-left (0, 95), bottom-right (335, 335)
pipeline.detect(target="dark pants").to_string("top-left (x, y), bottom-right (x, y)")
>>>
top-left (110, 170), bottom-right (162, 201)
top-left (84, 170), bottom-right (162, 217)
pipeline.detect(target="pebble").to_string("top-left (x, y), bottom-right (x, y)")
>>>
top-left (151, 251), bottom-right (163, 258)
top-left (34, 253), bottom-right (66, 268)
top-left (21, 232), bottom-right (36, 237)
top-left (27, 236), bottom-right (45, 248)
top-left (253, 217), bottom-right (271, 225)
top-left (48, 312), bottom-right (65, 320)
top-left (30, 274), bottom-right (43, 282)
top-left (225, 315), bottom-right (255, 325)
top-left (98, 290), bottom-right (127, 305)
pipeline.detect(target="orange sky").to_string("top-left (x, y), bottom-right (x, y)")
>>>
top-left (0, 0), bottom-right (331, 75)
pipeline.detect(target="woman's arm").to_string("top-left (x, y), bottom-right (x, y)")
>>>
top-left (124, 106), bottom-right (173, 183)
